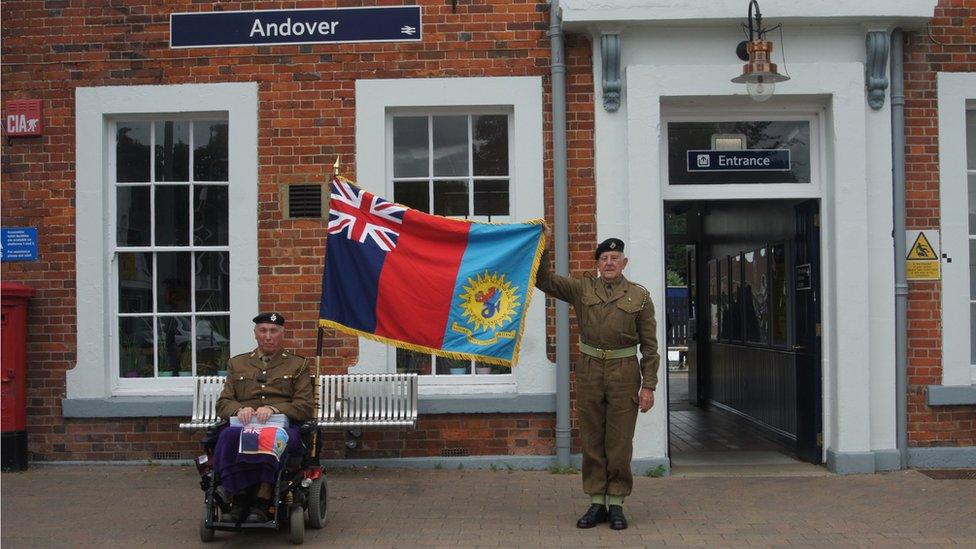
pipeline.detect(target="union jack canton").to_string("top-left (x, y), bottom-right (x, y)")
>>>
top-left (328, 177), bottom-right (406, 252)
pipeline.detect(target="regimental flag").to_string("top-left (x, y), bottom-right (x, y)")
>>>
top-left (239, 426), bottom-right (289, 460)
top-left (320, 176), bottom-right (545, 366)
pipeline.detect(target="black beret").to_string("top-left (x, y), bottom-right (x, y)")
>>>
top-left (595, 238), bottom-right (625, 259)
top-left (252, 312), bottom-right (285, 326)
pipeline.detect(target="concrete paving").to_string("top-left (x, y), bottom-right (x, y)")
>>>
top-left (2, 465), bottom-right (975, 547)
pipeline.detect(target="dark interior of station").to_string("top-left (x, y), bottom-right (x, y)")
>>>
top-left (664, 199), bottom-right (823, 466)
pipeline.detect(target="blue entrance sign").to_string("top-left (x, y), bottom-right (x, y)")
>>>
top-left (1, 228), bottom-right (38, 262)
top-left (171, 6), bottom-right (422, 48)
top-left (686, 149), bottom-right (791, 172)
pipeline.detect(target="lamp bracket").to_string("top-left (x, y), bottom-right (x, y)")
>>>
top-left (601, 33), bottom-right (621, 113)
top-left (865, 30), bottom-right (890, 110)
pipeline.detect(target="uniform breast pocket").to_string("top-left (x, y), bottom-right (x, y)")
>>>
top-left (580, 295), bottom-right (602, 327)
top-left (614, 300), bottom-right (642, 337)
top-left (269, 376), bottom-right (294, 396)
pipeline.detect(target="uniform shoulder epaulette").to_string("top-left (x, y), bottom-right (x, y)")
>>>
top-left (631, 282), bottom-right (650, 310)
top-left (230, 351), bottom-right (252, 360)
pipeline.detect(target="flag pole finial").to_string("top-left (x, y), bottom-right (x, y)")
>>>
top-left (333, 155), bottom-right (341, 177)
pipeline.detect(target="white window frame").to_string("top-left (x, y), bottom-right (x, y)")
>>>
top-left (355, 77), bottom-right (551, 395)
top-left (388, 109), bottom-right (514, 224)
top-left (71, 83), bottom-right (258, 399)
top-left (937, 72), bottom-right (976, 386)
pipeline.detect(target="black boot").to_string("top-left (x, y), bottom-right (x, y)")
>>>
top-left (608, 505), bottom-right (628, 530)
top-left (221, 496), bottom-right (248, 523)
top-left (576, 504), bottom-right (608, 528)
top-left (245, 499), bottom-right (271, 523)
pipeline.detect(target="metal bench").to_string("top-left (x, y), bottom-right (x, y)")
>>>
top-left (178, 373), bottom-right (419, 430)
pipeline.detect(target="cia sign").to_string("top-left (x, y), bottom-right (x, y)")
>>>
top-left (4, 100), bottom-right (42, 137)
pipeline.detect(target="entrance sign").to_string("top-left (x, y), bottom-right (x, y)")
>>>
top-left (687, 149), bottom-right (791, 172)
top-left (170, 6), bottom-right (422, 49)
top-left (1, 228), bottom-right (39, 262)
top-left (906, 230), bottom-right (941, 281)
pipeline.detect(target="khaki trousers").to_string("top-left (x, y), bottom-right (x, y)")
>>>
top-left (576, 354), bottom-right (641, 497)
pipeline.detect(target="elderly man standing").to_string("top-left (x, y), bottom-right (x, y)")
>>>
top-left (536, 232), bottom-right (660, 530)
top-left (213, 312), bottom-right (314, 524)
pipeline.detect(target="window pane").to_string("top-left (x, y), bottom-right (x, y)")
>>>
top-left (744, 249), bottom-right (769, 343)
top-left (771, 244), bottom-right (788, 345)
top-left (157, 252), bottom-right (191, 313)
top-left (437, 356), bottom-right (469, 375)
top-left (473, 180), bottom-right (509, 216)
top-left (668, 121), bottom-right (811, 184)
top-left (393, 116), bottom-right (429, 178)
top-left (472, 114), bottom-right (508, 176)
top-left (196, 252), bottom-right (229, 312)
top-left (155, 185), bottom-right (189, 246)
top-left (154, 121), bottom-right (189, 182)
top-left (119, 316), bottom-right (154, 378)
top-left (971, 303), bottom-right (976, 365)
top-left (474, 361), bottom-right (506, 375)
top-left (394, 181), bottom-right (429, 212)
top-left (396, 348), bottom-right (432, 375)
top-left (967, 109), bottom-right (975, 170)
top-left (730, 255), bottom-right (742, 340)
top-left (970, 239), bottom-right (975, 300)
top-left (117, 122), bottom-right (150, 182)
top-left (708, 260), bottom-right (718, 341)
top-left (719, 259), bottom-right (729, 340)
top-left (118, 252), bottom-right (153, 314)
top-left (195, 316), bottom-right (230, 376)
top-left (194, 185), bottom-right (228, 246)
top-left (116, 186), bottom-right (150, 246)
top-left (969, 173), bottom-right (975, 234)
top-left (433, 115), bottom-right (469, 177)
top-left (433, 180), bottom-right (468, 216)
top-left (193, 121), bottom-right (228, 181)
top-left (158, 316), bottom-right (192, 376)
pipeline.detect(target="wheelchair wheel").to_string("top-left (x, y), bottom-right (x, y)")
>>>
top-left (306, 476), bottom-right (327, 529)
top-left (289, 505), bottom-right (305, 545)
top-left (199, 503), bottom-right (216, 542)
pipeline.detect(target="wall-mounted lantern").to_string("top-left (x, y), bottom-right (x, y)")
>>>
top-left (731, 0), bottom-right (789, 102)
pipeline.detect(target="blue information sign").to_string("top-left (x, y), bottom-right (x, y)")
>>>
top-left (1, 227), bottom-right (38, 262)
top-left (686, 149), bottom-right (791, 172)
top-left (171, 6), bottom-right (422, 48)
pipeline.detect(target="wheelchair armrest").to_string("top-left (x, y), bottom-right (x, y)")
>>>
top-left (298, 420), bottom-right (318, 435)
top-left (200, 419), bottom-right (229, 451)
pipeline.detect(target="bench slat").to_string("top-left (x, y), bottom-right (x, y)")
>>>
top-left (179, 373), bottom-right (418, 430)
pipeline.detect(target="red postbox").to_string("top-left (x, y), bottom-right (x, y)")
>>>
top-left (1, 282), bottom-right (36, 470)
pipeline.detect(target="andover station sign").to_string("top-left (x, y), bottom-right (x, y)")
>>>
top-left (170, 6), bottom-right (422, 48)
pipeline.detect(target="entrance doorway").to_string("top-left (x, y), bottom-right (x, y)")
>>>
top-left (664, 199), bottom-right (823, 465)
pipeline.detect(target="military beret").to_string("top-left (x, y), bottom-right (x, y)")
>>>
top-left (252, 312), bottom-right (285, 326)
top-left (595, 238), bottom-right (625, 259)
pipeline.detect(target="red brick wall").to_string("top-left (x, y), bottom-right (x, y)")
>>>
top-left (902, 0), bottom-right (976, 447)
top-left (1, 1), bottom-right (594, 461)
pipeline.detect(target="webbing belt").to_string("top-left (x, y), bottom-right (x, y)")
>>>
top-left (578, 341), bottom-right (638, 360)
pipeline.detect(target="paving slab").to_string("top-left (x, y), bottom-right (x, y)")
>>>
top-left (1, 466), bottom-right (974, 547)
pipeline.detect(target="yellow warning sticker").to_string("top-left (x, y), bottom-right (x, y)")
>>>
top-left (907, 232), bottom-right (937, 260)
top-left (907, 261), bottom-right (940, 280)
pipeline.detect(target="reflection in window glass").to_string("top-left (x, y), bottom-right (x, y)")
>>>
top-left (770, 244), bottom-right (788, 346)
top-left (730, 254), bottom-right (742, 341)
top-left (393, 117), bottom-right (429, 178)
top-left (195, 316), bottom-right (230, 376)
top-left (719, 259), bottom-right (729, 340)
top-left (155, 185), bottom-right (189, 246)
top-left (194, 185), bottom-right (228, 246)
top-left (118, 253), bottom-right (153, 314)
top-left (117, 122), bottom-right (151, 182)
top-left (157, 316), bottom-right (193, 376)
top-left (155, 121), bottom-right (189, 182)
top-left (969, 173), bottom-right (975, 234)
top-left (473, 180), bottom-right (509, 216)
top-left (394, 181), bottom-right (429, 211)
top-left (434, 180), bottom-right (468, 216)
top-left (116, 186), bottom-right (150, 246)
top-left (433, 116), bottom-right (469, 177)
top-left (668, 120), bottom-right (811, 185)
top-left (708, 259), bottom-right (718, 341)
top-left (157, 253), bottom-right (192, 313)
top-left (966, 110), bottom-right (975, 170)
top-left (436, 356), bottom-right (470, 375)
top-left (193, 121), bottom-right (228, 181)
top-left (397, 349), bottom-right (432, 375)
top-left (473, 115), bottom-right (508, 176)
top-left (119, 317), bottom-right (154, 378)
top-left (195, 252), bottom-right (229, 312)
top-left (744, 249), bottom-right (769, 343)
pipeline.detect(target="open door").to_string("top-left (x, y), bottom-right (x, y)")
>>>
top-left (793, 200), bottom-right (823, 463)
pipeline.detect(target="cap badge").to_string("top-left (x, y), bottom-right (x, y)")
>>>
top-left (270, 314), bottom-right (277, 322)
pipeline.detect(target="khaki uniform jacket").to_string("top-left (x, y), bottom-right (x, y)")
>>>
top-left (536, 251), bottom-right (660, 391)
top-left (215, 348), bottom-right (315, 422)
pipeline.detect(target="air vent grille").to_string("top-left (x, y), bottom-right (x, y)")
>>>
top-left (287, 184), bottom-right (323, 218)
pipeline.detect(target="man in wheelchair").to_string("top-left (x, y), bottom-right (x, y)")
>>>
top-left (210, 312), bottom-right (315, 524)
